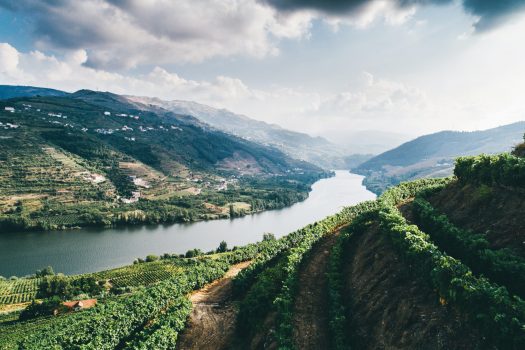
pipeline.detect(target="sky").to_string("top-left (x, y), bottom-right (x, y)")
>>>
top-left (1, 0), bottom-right (525, 148)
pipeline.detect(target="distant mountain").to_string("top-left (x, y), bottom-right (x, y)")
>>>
top-left (0, 85), bottom-right (372, 169)
top-left (354, 122), bottom-right (525, 194)
top-left (0, 85), bottom-right (69, 99)
top-left (126, 96), bottom-right (359, 169)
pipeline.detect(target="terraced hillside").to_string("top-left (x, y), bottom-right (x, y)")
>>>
top-left (1, 147), bottom-right (524, 349)
top-left (0, 91), bottom-right (328, 232)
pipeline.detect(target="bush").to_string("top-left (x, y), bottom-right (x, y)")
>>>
top-left (185, 248), bottom-right (203, 258)
top-left (38, 276), bottom-right (103, 300)
top-left (455, 153), bottom-right (525, 187)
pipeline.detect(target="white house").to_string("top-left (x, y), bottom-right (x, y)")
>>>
top-left (104, 111), bottom-right (111, 116)
top-left (4, 107), bottom-right (15, 113)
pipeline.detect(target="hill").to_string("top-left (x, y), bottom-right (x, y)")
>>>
top-left (0, 85), bottom-right (69, 99)
top-left (126, 96), bottom-right (366, 169)
top-left (354, 121), bottom-right (525, 193)
top-left (3, 149), bottom-right (525, 349)
top-left (0, 90), bottom-right (328, 231)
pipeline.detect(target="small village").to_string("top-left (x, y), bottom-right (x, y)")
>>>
top-left (2, 104), bottom-right (184, 140)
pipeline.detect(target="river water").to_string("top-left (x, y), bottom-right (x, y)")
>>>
top-left (0, 171), bottom-right (375, 277)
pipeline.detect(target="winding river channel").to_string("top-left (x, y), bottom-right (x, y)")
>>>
top-left (0, 171), bottom-right (375, 277)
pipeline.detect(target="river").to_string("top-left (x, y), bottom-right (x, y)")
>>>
top-left (0, 171), bottom-right (375, 277)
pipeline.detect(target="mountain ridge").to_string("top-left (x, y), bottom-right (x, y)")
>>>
top-left (126, 95), bottom-right (356, 169)
top-left (354, 121), bottom-right (525, 194)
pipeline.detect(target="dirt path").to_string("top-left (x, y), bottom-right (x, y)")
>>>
top-left (292, 233), bottom-right (339, 350)
top-left (176, 261), bottom-right (251, 350)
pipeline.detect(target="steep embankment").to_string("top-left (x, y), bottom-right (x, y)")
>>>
top-left (342, 222), bottom-right (481, 349)
top-left (292, 233), bottom-right (339, 349)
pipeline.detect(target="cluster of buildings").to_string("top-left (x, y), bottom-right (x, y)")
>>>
top-left (0, 121), bottom-right (19, 129)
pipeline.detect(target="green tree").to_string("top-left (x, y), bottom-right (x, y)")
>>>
top-left (216, 241), bottom-right (228, 253)
top-left (262, 233), bottom-right (276, 241)
top-left (19, 296), bottom-right (62, 320)
top-left (146, 254), bottom-right (159, 262)
top-left (36, 266), bottom-right (55, 277)
top-left (185, 248), bottom-right (203, 258)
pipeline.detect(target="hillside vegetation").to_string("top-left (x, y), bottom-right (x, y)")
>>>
top-left (354, 122), bottom-right (525, 194)
top-left (0, 91), bottom-right (328, 232)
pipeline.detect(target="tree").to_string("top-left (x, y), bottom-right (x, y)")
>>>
top-left (263, 232), bottom-right (276, 241)
top-left (145, 254), bottom-right (159, 262)
top-left (38, 276), bottom-right (102, 300)
top-left (216, 240), bottom-right (228, 253)
top-left (19, 296), bottom-right (62, 320)
top-left (35, 266), bottom-right (55, 277)
top-left (185, 248), bottom-right (203, 258)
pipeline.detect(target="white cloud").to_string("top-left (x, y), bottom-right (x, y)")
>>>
top-left (0, 0), bottom-right (314, 69)
top-left (0, 43), bottom-right (20, 75)
top-left (0, 0), bottom-right (426, 70)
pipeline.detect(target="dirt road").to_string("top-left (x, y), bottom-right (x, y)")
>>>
top-left (176, 261), bottom-right (251, 350)
top-left (292, 233), bottom-right (339, 350)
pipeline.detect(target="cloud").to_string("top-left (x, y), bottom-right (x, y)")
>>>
top-left (0, 43), bottom-right (19, 74)
top-left (260, 0), bottom-right (525, 31)
top-left (0, 0), bottom-right (314, 69)
top-left (2, 42), bottom-right (427, 135)
top-left (301, 72), bottom-right (431, 133)
top-left (463, 0), bottom-right (525, 31)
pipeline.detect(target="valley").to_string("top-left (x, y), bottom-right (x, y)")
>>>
top-left (1, 86), bottom-right (524, 350)
top-left (1, 2), bottom-right (525, 348)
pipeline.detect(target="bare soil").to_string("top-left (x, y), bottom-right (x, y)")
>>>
top-left (428, 182), bottom-right (525, 257)
top-left (176, 261), bottom-right (251, 350)
top-left (292, 233), bottom-right (339, 350)
top-left (343, 223), bottom-right (483, 350)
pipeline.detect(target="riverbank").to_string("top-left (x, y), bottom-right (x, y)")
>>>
top-left (0, 172), bottom-right (375, 277)
top-left (0, 172), bottom-right (331, 233)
